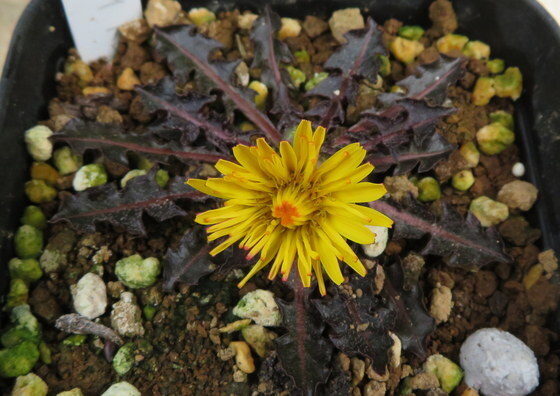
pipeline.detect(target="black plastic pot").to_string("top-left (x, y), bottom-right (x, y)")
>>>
top-left (1, 0), bottom-right (559, 299)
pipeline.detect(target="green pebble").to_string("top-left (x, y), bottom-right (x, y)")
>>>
top-left (494, 67), bottom-right (523, 100)
top-left (53, 146), bottom-right (82, 175)
top-left (294, 49), bottom-right (310, 64)
top-left (285, 66), bottom-right (306, 88)
top-left (0, 341), bottom-right (40, 377)
top-left (113, 343), bottom-right (136, 375)
top-left (155, 169), bottom-right (170, 188)
top-left (73, 164), bottom-right (108, 192)
top-left (10, 305), bottom-right (40, 338)
top-left (416, 177), bottom-right (441, 202)
top-left (62, 334), bottom-right (87, 346)
top-left (486, 58), bottom-right (505, 74)
top-left (476, 122), bottom-right (515, 155)
top-left (459, 141), bottom-right (480, 168)
top-left (451, 170), bottom-right (475, 192)
top-left (24, 180), bottom-right (57, 204)
top-left (304, 72), bottom-right (328, 91)
top-left (424, 354), bottom-right (464, 393)
top-left (1, 327), bottom-right (38, 348)
top-left (8, 258), bottom-right (43, 284)
top-left (398, 25), bottom-right (425, 41)
top-left (115, 254), bottom-right (161, 289)
top-left (469, 196), bottom-right (509, 227)
top-left (143, 305), bottom-right (157, 321)
top-left (11, 372), bottom-right (48, 396)
top-left (20, 206), bottom-right (47, 229)
top-left (120, 169), bottom-right (147, 188)
top-left (489, 110), bottom-right (514, 130)
top-left (378, 54), bottom-right (392, 77)
top-left (462, 40), bottom-right (490, 60)
top-left (6, 279), bottom-right (29, 309)
top-left (14, 225), bottom-right (43, 259)
top-left (39, 342), bottom-right (52, 364)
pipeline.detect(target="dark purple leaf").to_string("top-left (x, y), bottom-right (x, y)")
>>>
top-left (306, 75), bottom-right (344, 100)
top-left (136, 77), bottom-right (247, 147)
top-left (162, 227), bottom-right (215, 292)
top-left (350, 99), bottom-right (455, 149)
top-left (51, 170), bottom-right (206, 236)
top-left (276, 277), bottom-right (333, 396)
top-left (382, 260), bottom-right (434, 359)
top-left (379, 55), bottom-right (466, 106)
top-left (251, 7), bottom-right (302, 132)
top-left (371, 199), bottom-right (511, 268)
top-left (212, 245), bottom-right (255, 275)
top-left (304, 95), bottom-right (345, 131)
top-left (52, 119), bottom-right (229, 166)
top-left (367, 133), bottom-right (454, 175)
top-left (154, 25), bottom-right (282, 144)
top-left (322, 20), bottom-right (384, 81)
top-left (306, 18), bottom-right (386, 128)
top-left (312, 274), bottom-right (394, 374)
top-left (323, 363), bottom-right (352, 396)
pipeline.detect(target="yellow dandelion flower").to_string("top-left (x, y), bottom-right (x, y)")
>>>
top-left (187, 120), bottom-right (393, 295)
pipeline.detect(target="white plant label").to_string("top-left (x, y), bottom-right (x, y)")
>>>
top-left (61, 0), bottom-right (142, 63)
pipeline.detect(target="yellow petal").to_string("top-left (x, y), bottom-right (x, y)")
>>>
top-left (328, 215), bottom-right (376, 244)
top-left (268, 250), bottom-right (284, 280)
top-left (256, 137), bottom-right (277, 158)
top-left (205, 178), bottom-right (260, 199)
top-left (298, 259), bottom-right (312, 287)
top-left (344, 258), bottom-right (367, 277)
top-left (320, 162), bottom-right (373, 189)
top-left (246, 230), bottom-right (275, 260)
top-left (280, 141), bottom-right (298, 173)
top-left (232, 144), bottom-right (267, 178)
top-left (214, 159), bottom-right (247, 176)
top-left (312, 125), bottom-right (326, 156)
top-left (209, 234), bottom-right (244, 256)
top-left (195, 205), bottom-right (255, 225)
top-left (295, 230), bottom-right (312, 276)
top-left (293, 120), bottom-right (313, 160)
top-left (352, 204), bottom-right (394, 228)
top-left (319, 219), bottom-right (359, 263)
top-left (239, 222), bottom-right (268, 249)
top-left (207, 208), bottom-right (267, 236)
top-left (313, 230), bottom-right (344, 284)
top-left (280, 231), bottom-right (297, 280)
top-left (238, 258), bottom-right (270, 289)
top-left (331, 182), bottom-right (387, 203)
top-left (319, 164), bottom-right (379, 196)
top-left (187, 178), bottom-right (229, 199)
top-left (319, 148), bottom-right (367, 185)
top-left (312, 259), bottom-right (327, 296)
top-left (314, 143), bottom-right (362, 178)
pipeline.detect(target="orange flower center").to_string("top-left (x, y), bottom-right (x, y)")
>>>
top-left (272, 201), bottom-right (300, 226)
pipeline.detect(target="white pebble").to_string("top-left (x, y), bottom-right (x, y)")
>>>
top-left (512, 162), bottom-right (525, 177)
top-left (24, 125), bottom-right (53, 161)
top-left (233, 289), bottom-right (281, 327)
top-left (101, 381), bottom-right (141, 396)
top-left (71, 273), bottom-right (107, 319)
top-left (362, 226), bottom-right (389, 258)
top-left (460, 328), bottom-right (539, 396)
top-left (111, 292), bottom-right (145, 337)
